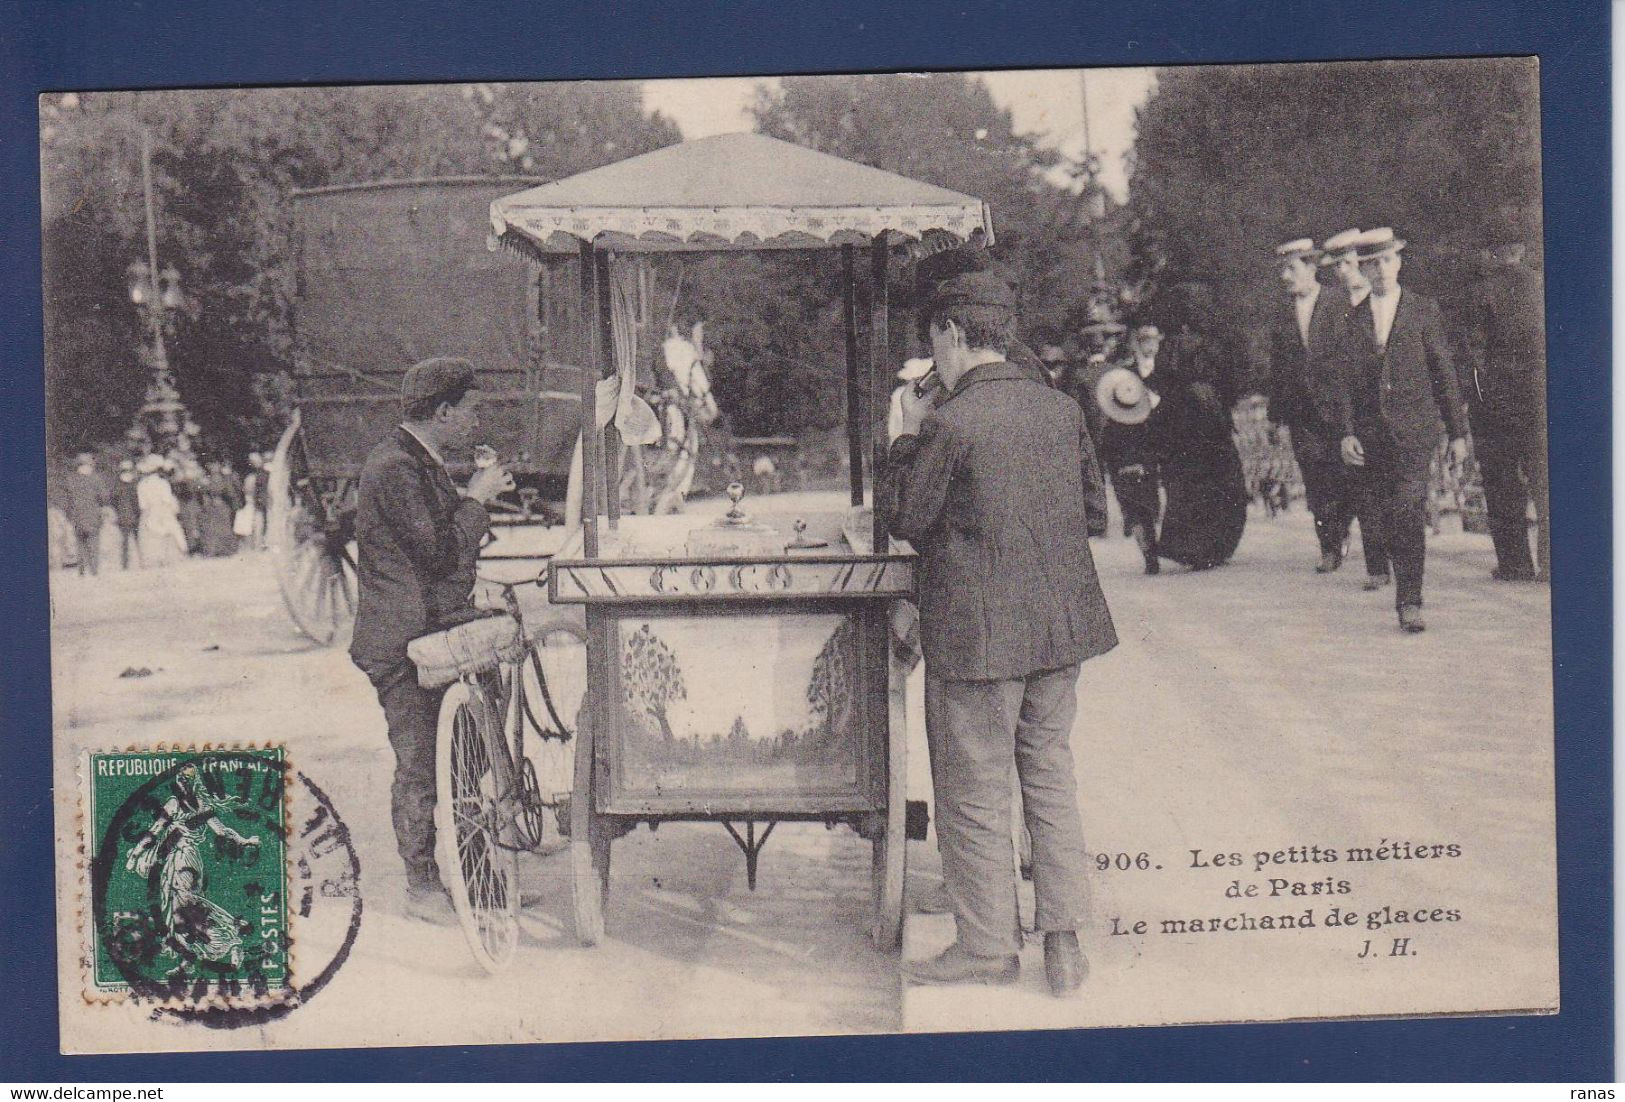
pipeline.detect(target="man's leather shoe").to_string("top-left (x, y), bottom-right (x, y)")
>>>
top-left (1491, 566), bottom-right (1538, 582)
top-left (405, 885), bottom-right (458, 925)
top-left (1043, 931), bottom-right (1088, 997)
top-left (902, 943), bottom-right (1020, 987)
top-left (1398, 605), bottom-right (1426, 633)
top-left (911, 880), bottom-right (952, 915)
top-left (1362, 573), bottom-right (1391, 592)
top-left (1315, 550), bottom-right (1343, 574)
top-left (1131, 525), bottom-right (1160, 575)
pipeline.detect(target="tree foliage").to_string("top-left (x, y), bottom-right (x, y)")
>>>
top-left (40, 84), bottom-right (678, 458)
top-left (660, 73), bottom-right (1112, 437)
top-left (1123, 58), bottom-right (1542, 339)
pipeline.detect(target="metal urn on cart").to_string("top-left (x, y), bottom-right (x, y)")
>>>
top-left (488, 133), bottom-right (995, 951)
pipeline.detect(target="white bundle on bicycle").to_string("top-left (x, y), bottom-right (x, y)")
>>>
top-left (407, 614), bottom-right (526, 689)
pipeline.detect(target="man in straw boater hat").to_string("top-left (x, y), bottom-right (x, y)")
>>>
top-left (350, 357), bottom-right (515, 923)
top-left (1338, 228), bottom-right (1471, 633)
top-left (1320, 228), bottom-right (1392, 591)
top-left (1265, 236), bottom-right (1355, 574)
top-left (882, 266), bottom-right (1116, 996)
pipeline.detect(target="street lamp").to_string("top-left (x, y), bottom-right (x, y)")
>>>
top-left (123, 128), bottom-right (195, 459)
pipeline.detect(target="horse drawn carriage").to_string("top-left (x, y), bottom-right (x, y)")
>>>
top-left (267, 176), bottom-right (583, 645)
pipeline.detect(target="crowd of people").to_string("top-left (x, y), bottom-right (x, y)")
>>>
top-left (1018, 226), bottom-right (1547, 634)
top-left (47, 448), bottom-right (274, 575)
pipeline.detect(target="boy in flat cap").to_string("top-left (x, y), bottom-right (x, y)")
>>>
top-left (350, 356), bottom-right (514, 922)
top-left (883, 268), bottom-right (1116, 996)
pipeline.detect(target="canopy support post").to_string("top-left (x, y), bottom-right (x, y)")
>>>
top-left (577, 239), bottom-right (600, 558)
top-left (594, 247), bottom-right (620, 531)
top-left (842, 244), bottom-right (864, 507)
top-left (869, 237), bottom-right (889, 551)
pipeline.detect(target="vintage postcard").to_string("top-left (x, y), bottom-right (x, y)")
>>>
top-left (44, 56), bottom-right (1554, 1053)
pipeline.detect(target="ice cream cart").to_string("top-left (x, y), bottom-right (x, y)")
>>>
top-left (489, 133), bottom-right (993, 949)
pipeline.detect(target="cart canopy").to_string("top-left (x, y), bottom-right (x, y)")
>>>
top-left (490, 132), bottom-right (994, 256)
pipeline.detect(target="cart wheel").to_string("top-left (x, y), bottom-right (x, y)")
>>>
top-left (436, 680), bottom-right (521, 974)
top-left (872, 650), bottom-right (909, 951)
top-left (269, 415), bottom-right (356, 646)
top-left (569, 710), bottom-right (610, 946)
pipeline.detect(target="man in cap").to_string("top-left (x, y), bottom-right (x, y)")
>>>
top-left (113, 459), bottom-right (142, 569)
top-left (64, 452), bottom-right (111, 576)
top-left (1462, 240), bottom-right (1548, 582)
top-left (1339, 230), bottom-right (1471, 632)
top-left (350, 357), bottom-right (514, 922)
top-left (1265, 237), bottom-right (1353, 573)
top-left (882, 268), bottom-right (1116, 996)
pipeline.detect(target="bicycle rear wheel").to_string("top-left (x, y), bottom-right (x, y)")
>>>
top-left (435, 680), bottom-right (520, 974)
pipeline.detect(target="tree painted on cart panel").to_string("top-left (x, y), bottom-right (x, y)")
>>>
top-left (805, 616), bottom-right (858, 749)
top-left (622, 624), bottom-right (687, 743)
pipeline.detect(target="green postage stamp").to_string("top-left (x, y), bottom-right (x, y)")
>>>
top-left (85, 747), bottom-right (290, 1001)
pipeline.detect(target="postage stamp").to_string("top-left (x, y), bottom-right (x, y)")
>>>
top-left (85, 747), bottom-right (291, 1005)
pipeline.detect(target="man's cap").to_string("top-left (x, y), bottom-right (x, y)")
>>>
top-left (927, 268), bottom-right (1018, 314)
top-left (1095, 366), bottom-right (1154, 425)
top-left (1133, 323), bottom-right (1163, 339)
top-left (75, 451), bottom-right (95, 463)
top-left (1353, 227), bottom-right (1406, 259)
top-left (1274, 238), bottom-right (1320, 263)
top-left (119, 459), bottom-right (134, 471)
top-left (1319, 228), bottom-right (1363, 265)
top-left (402, 356), bottom-right (477, 406)
top-left (897, 357), bottom-right (934, 382)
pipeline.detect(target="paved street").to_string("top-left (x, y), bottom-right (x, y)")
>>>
top-left (50, 493), bottom-right (1556, 1049)
top-left (904, 499), bottom-right (1557, 1033)
top-left (50, 514), bottom-right (897, 1053)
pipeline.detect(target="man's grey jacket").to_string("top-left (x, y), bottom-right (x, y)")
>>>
top-left (880, 360), bottom-right (1118, 682)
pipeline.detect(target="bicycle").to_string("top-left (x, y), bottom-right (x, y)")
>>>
top-left (429, 576), bottom-right (587, 974)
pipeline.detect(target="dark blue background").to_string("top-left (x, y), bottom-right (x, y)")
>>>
top-left (0, 0), bottom-right (1609, 1082)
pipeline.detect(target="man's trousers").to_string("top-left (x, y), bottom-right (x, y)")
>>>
top-left (74, 527), bottom-right (100, 575)
top-left (1351, 442), bottom-right (1434, 609)
top-left (1290, 425), bottom-right (1353, 558)
top-left (118, 526), bottom-right (140, 569)
top-left (355, 656), bottom-right (445, 890)
top-left (1475, 411), bottom-right (1549, 577)
top-left (924, 664), bottom-right (1090, 958)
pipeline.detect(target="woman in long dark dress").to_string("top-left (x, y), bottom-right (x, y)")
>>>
top-left (1144, 283), bottom-right (1249, 571)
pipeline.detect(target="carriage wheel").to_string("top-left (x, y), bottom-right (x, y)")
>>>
top-left (269, 415), bottom-right (356, 646)
top-left (569, 708), bottom-right (611, 946)
top-left (872, 650), bottom-right (909, 951)
top-left (436, 680), bottom-right (521, 974)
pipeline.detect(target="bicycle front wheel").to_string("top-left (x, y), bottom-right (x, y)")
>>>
top-left (435, 679), bottom-right (520, 974)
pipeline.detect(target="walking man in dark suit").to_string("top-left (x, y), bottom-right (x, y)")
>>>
top-left (883, 269), bottom-right (1117, 996)
top-left (64, 452), bottom-right (110, 576)
top-left (1266, 237), bottom-right (1352, 573)
top-left (1339, 229), bottom-right (1471, 633)
top-left (1319, 228), bottom-right (1396, 591)
top-left (1463, 240), bottom-right (1548, 581)
top-left (350, 357), bottom-right (513, 922)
